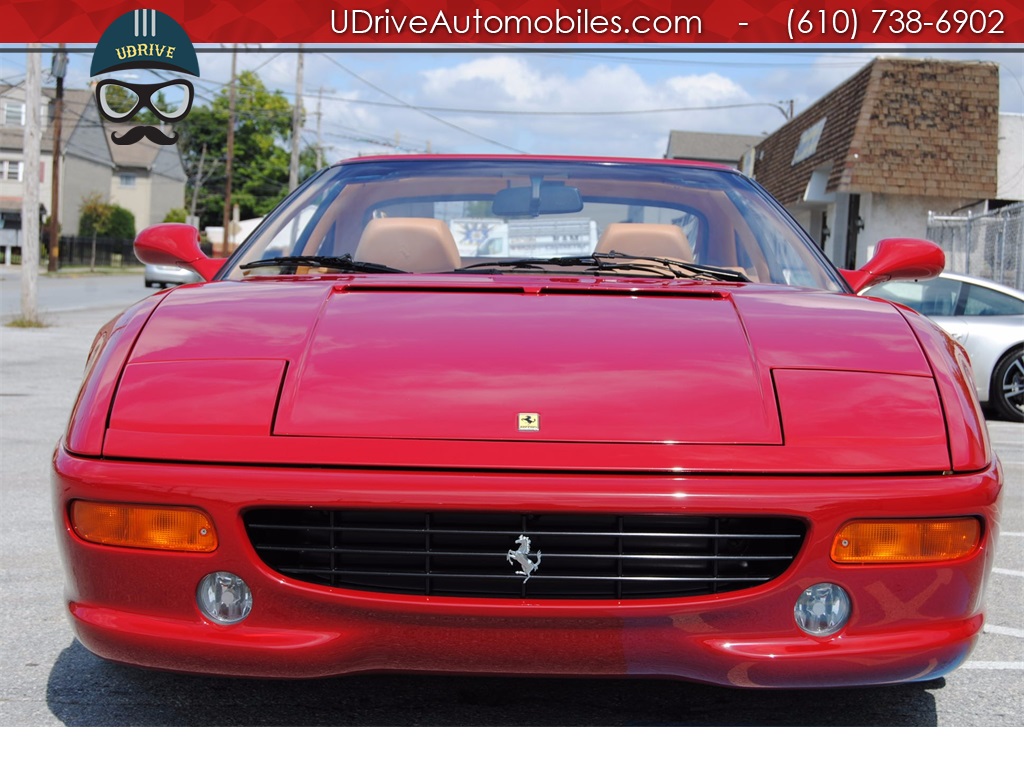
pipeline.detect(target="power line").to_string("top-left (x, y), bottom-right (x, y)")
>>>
top-left (318, 54), bottom-right (526, 154)
top-left (525, 49), bottom-right (878, 69)
top-left (304, 90), bottom-right (795, 118)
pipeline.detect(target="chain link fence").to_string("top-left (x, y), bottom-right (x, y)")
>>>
top-left (927, 203), bottom-right (1024, 291)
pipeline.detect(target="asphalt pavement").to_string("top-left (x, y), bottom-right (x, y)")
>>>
top-left (1, 271), bottom-right (1021, 727)
top-left (0, 265), bottom-right (153, 320)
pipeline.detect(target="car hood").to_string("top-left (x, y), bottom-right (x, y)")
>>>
top-left (100, 277), bottom-right (953, 472)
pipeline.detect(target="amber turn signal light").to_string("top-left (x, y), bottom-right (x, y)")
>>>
top-left (70, 501), bottom-right (218, 552)
top-left (831, 518), bottom-right (980, 564)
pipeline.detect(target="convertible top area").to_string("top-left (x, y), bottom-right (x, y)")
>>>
top-left (229, 157), bottom-right (843, 290)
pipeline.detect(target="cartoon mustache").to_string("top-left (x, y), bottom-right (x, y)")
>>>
top-left (110, 125), bottom-right (178, 145)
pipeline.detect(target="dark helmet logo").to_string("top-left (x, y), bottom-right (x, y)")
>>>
top-left (90, 9), bottom-right (199, 145)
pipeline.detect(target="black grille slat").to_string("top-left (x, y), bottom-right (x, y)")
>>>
top-left (246, 527), bottom-right (800, 543)
top-left (244, 510), bottom-right (805, 599)
top-left (272, 569), bottom-right (776, 583)
top-left (247, 522), bottom-right (801, 538)
top-left (255, 546), bottom-right (794, 562)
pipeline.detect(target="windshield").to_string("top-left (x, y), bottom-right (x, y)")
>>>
top-left (224, 158), bottom-right (843, 290)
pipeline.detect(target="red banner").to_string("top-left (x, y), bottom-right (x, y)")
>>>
top-left (4, 0), bottom-right (1023, 44)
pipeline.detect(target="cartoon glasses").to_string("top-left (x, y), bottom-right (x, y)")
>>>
top-left (96, 79), bottom-right (194, 123)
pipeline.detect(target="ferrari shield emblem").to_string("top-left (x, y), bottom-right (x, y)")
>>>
top-left (518, 412), bottom-right (540, 431)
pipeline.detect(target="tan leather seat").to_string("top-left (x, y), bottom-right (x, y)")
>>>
top-left (595, 223), bottom-right (694, 263)
top-left (353, 217), bottom-right (462, 273)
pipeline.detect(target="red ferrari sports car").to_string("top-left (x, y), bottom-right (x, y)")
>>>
top-left (53, 156), bottom-right (1001, 688)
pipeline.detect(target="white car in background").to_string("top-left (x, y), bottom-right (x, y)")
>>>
top-left (864, 273), bottom-right (1024, 421)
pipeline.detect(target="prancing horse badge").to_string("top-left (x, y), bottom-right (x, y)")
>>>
top-left (507, 535), bottom-right (541, 581)
top-left (518, 412), bottom-right (540, 431)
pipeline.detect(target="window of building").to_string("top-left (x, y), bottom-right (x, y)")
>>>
top-left (3, 100), bottom-right (26, 126)
top-left (792, 118), bottom-right (827, 165)
top-left (2, 160), bottom-right (24, 181)
top-left (119, 174), bottom-right (137, 188)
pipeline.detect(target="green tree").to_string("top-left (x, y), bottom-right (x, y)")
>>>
top-left (79, 193), bottom-right (113, 237)
top-left (178, 71), bottom-right (317, 228)
top-left (106, 206), bottom-right (136, 239)
top-left (79, 194), bottom-right (135, 238)
top-left (78, 193), bottom-right (135, 270)
top-left (163, 207), bottom-right (188, 223)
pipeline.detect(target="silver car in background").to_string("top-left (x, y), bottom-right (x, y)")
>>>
top-left (144, 262), bottom-right (204, 289)
top-left (864, 273), bottom-right (1024, 421)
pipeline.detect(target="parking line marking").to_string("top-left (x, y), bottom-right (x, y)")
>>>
top-left (993, 568), bottom-right (1024, 578)
top-left (962, 661), bottom-right (1024, 670)
top-left (984, 624), bottom-right (1024, 638)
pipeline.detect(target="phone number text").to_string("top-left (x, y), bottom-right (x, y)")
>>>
top-left (786, 8), bottom-right (1005, 41)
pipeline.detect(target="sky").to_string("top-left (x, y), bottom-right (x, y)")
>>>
top-left (2, 45), bottom-right (1022, 161)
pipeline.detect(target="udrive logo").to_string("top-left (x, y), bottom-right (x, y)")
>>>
top-left (90, 9), bottom-right (200, 146)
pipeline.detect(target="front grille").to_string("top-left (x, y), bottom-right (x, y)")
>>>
top-left (244, 510), bottom-right (805, 599)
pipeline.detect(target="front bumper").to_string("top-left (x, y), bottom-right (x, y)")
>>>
top-left (53, 447), bottom-right (1002, 688)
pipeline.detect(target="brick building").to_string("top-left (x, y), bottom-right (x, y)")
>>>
top-left (747, 58), bottom-right (1000, 270)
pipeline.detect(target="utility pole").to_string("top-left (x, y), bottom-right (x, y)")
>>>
top-left (289, 44), bottom-right (303, 192)
top-left (316, 85), bottom-right (325, 170)
top-left (21, 46), bottom-right (42, 323)
top-left (47, 44), bottom-right (67, 273)
top-left (314, 85), bottom-right (336, 170)
top-left (189, 143), bottom-right (207, 227)
top-left (221, 48), bottom-right (237, 257)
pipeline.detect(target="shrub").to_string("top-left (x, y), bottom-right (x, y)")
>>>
top-left (79, 194), bottom-right (136, 239)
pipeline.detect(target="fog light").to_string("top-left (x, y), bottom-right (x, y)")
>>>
top-left (794, 583), bottom-right (850, 637)
top-left (197, 572), bottom-right (252, 625)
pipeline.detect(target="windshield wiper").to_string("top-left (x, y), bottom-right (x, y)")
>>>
top-left (456, 252), bottom-right (749, 282)
top-left (594, 251), bottom-right (750, 282)
top-left (238, 254), bottom-right (407, 274)
top-left (457, 255), bottom-right (604, 273)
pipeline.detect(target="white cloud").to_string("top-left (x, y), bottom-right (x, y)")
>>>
top-left (422, 55), bottom-right (554, 103)
top-left (664, 72), bottom-right (750, 103)
top-left (415, 56), bottom-right (762, 156)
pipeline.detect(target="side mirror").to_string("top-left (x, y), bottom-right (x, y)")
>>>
top-left (134, 223), bottom-right (224, 282)
top-left (841, 238), bottom-right (945, 293)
